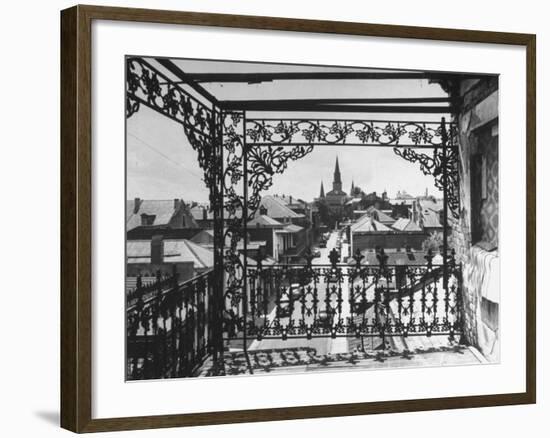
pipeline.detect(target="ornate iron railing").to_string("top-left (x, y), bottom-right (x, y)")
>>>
top-left (223, 251), bottom-right (463, 344)
top-left (126, 269), bottom-right (217, 380)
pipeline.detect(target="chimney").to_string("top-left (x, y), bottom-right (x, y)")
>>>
top-left (174, 198), bottom-right (179, 209)
top-left (133, 198), bottom-right (141, 214)
top-left (289, 195), bottom-right (293, 204)
top-left (203, 207), bottom-right (207, 221)
top-left (151, 235), bottom-right (164, 264)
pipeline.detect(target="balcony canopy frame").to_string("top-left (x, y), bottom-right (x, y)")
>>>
top-left (126, 56), bottom-right (463, 369)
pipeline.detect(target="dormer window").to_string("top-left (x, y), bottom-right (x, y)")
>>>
top-left (141, 214), bottom-right (156, 226)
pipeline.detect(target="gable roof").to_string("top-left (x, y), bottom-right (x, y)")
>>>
top-left (351, 215), bottom-right (391, 233)
top-left (126, 199), bottom-right (197, 231)
top-left (366, 206), bottom-right (395, 224)
top-left (392, 217), bottom-right (423, 232)
top-left (260, 195), bottom-right (304, 219)
top-left (248, 214), bottom-right (284, 228)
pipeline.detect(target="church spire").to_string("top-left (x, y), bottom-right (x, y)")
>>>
top-left (334, 156), bottom-right (341, 184)
top-left (332, 156), bottom-right (343, 193)
top-left (319, 181), bottom-right (325, 198)
top-left (350, 179), bottom-right (355, 195)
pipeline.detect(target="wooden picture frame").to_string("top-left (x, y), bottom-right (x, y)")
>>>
top-left (60, 4), bottom-right (536, 433)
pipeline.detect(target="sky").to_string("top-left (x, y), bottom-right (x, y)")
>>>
top-left (127, 58), bottom-right (449, 203)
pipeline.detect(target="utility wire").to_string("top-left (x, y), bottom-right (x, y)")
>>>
top-left (127, 132), bottom-right (204, 180)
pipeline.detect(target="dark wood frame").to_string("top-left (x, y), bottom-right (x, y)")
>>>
top-left (60, 4), bottom-right (536, 433)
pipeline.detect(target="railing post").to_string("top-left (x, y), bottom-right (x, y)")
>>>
top-left (375, 248), bottom-right (389, 350)
top-left (169, 265), bottom-right (178, 377)
top-left (211, 106), bottom-right (225, 374)
top-left (441, 117), bottom-right (450, 331)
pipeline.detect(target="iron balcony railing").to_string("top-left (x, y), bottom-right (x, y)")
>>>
top-left (126, 269), bottom-right (216, 380)
top-left (225, 250), bottom-right (464, 344)
top-left (126, 249), bottom-right (464, 379)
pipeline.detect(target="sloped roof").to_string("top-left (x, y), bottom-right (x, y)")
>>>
top-left (190, 229), bottom-right (215, 245)
top-left (260, 195), bottom-right (304, 219)
top-left (127, 200), bottom-right (176, 230)
top-left (418, 199), bottom-right (443, 228)
top-left (126, 239), bottom-right (213, 269)
top-left (392, 217), bottom-right (423, 232)
top-left (248, 214), bottom-right (284, 227)
top-left (283, 224), bottom-right (303, 233)
top-left (351, 215), bottom-right (391, 233)
top-left (366, 206), bottom-right (395, 224)
top-left (126, 199), bottom-right (197, 231)
top-left (273, 194), bottom-right (308, 208)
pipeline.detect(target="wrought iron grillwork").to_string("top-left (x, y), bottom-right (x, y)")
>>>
top-left (125, 57), bottom-right (465, 377)
top-left (126, 269), bottom-right (217, 380)
top-left (394, 124), bottom-right (460, 218)
top-left (126, 57), bottom-right (219, 205)
top-left (232, 253), bottom-right (463, 343)
top-left (220, 112), bottom-right (317, 329)
top-left (245, 119), bottom-right (457, 147)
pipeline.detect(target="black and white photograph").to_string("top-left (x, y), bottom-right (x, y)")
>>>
top-left (125, 56), bottom-right (499, 380)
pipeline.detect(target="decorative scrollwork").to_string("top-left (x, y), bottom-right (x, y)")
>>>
top-left (246, 145), bottom-right (314, 221)
top-left (126, 57), bottom-right (218, 205)
top-left (221, 112), bottom-right (245, 313)
top-left (244, 262), bottom-right (462, 341)
top-left (393, 141), bottom-right (460, 218)
top-left (246, 119), bottom-right (455, 147)
top-left (221, 113), bottom-right (315, 331)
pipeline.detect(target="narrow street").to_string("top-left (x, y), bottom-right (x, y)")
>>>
top-left (248, 229), bottom-right (348, 355)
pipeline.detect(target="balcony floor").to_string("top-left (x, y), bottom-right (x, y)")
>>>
top-left (199, 336), bottom-right (486, 377)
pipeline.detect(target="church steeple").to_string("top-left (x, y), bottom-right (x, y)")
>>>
top-left (350, 179), bottom-right (355, 195)
top-left (319, 181), bottom-right (325, 198)
top-left (332, 156), bottom-right (342, 192)
top-left (334, 156), bottom-right (341, 184)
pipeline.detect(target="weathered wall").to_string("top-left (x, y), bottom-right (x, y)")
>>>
top-left (450, 77), bottom-right (500, 362)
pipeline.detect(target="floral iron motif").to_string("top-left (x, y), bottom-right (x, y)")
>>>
top-left (246, 119), bottom-right (456, 147)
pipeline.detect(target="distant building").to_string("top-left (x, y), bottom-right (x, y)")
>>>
top-left (412, 198), bottom-right (444, 234)
top-left (126, 236), bottom-right (213, 281)
top-left (257, 195), bottom-right (305, 224)
top-left (350, 211), bottom-right (426, 254)
top-left (324, 156), bottom-right (348, 217)
top-left (127, 198), bottom-right (198, 232)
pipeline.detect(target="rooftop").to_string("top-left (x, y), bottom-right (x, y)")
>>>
top-left (260, 195), bottom-right (305, 219)
top-left (248, 214), bottom-right (285, 228)
top-left (126, 239), bottom-right (213, 269)
top-left (351, 215), bottom-right (392, 233)
top-left (126, 199), bottom-right (197, 231)
top-left (392, 217), bottom-right (423, 232)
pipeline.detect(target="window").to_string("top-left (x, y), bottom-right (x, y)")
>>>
top-left (140, 214), bottom-right (156, 226)
top-left (470, 122), bottom-right (499, 250)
